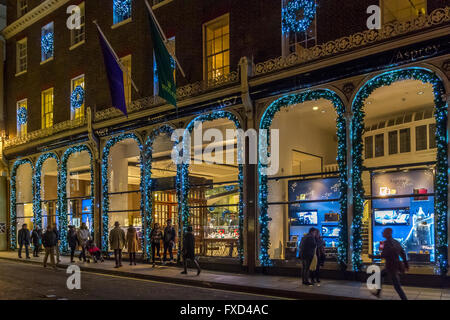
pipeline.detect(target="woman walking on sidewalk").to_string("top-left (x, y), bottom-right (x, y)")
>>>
top-left (126, 225), bottom-right (139, 266)
top-left (181, 226), bottom-right (201, 276)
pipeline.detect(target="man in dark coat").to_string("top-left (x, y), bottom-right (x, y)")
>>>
top-left (42, 225), bottom-right (58, 270)
top-left (52, 224), bottom-right (61, 263)
top-left (369, 228), bottom-right (409, 300)
top-left (67, 225), bottom-right (79, 263)
top-left (181, 226), bottom-right (201, 276)
top-left (17, 224), bottom-right (31, 259)
top-left (298, 228), bottom-right (317, 286)
top-left (163, 219), bottom-right (176, 263)
top-left (31, 227), bottom-right (41, 257)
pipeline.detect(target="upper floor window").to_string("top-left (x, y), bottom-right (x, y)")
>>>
top-left (41, 88), bottom-right (54, 129)
top-left (120, 55), bottom-right (132, 106)
top-left (71, 75), bottom-right (85, 120)
top-left (282, 0), bottom-right (317, 55)
top-left (71, 2), bottom-right (85, 47)
top-left (16, 38), bottom-right (27, 74)
top-left (113, 0), bottom-right (132, 25)
top-left (16, 99), bottom-right (28, 137)
top-left (204, 14), bottom-right (230, 81)
top-left (382, 0), bottom-right (427, 24)
top-left (17, 0), bottom-right (28, 18)
top-left (41, 22), bottom-right (54, 62)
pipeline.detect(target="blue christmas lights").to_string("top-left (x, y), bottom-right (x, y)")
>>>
top-left (17, 107), bottom-right (27, 126)
top-left (258, 89), bottom-right (348, 268)
top-left (59, 145), bottom-right (94, 253)
top-left (282, 0), bottom-right (317, 34)
top-left (113, 0), bottom-right (132, 22)
top-left (41, 32), bottom-right (54, 60)
top-left (33, 153), bottom-right (60, 231)
top-left (10, 159), bottom-right (34, 250)
top-left (101, 133), bottom-right (143, 253)
top-left (351, 68), bottom-right (448, 274)
top-left (71, 86), bottom-right (85, 110)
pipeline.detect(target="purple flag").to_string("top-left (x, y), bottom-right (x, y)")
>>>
top-left (97, 28), bottom-right (127, 116)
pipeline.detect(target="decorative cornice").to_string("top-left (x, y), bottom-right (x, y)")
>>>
top-left (2, 0), bottom-right (70, 40)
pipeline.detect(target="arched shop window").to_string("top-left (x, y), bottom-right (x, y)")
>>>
top-left (144, 126), bottom-right (180, 259)
top-left (13, 161), bottom-right (34, 247)
top-left (258, 90), bottom-right (348, 267)
top-left (35, 154), bottom-right (59, 230)
top-left (65, 150), bottom-right (94, 233)
top-left (351, 68), bottom-right (448, 274)
top-left (183, 113), bottom-right (244, 262)
top-left (105, 137), bottom-right (143, 251)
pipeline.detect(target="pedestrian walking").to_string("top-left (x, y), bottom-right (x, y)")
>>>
top-left (163, 219), bottom-right (176, 264)
top-left (369, 227), bottom-right (409, 300)
top-left (52, 224), bottom-right (61, 263)
top-left (311, 231), bottom-right (326, 286)
top-left (150, 223), bottom-right (163, 267)
top-left (109, 221), bottom-right (126, 268)
top-left (67, 225), bottom-right (79, 263)
top-left (181, 226), bottom-right (201, 276)
top-left (42, 225), bottom-right (58, 270)
top-left (77, 223), bottom-right (91, 262)
top-left (298, 227), bottom-right (317, 286)
top-left (31, 227), bottom-right (41, 257)
top-left (126, 225), bottom-right (139, 266)
top-left (17, 224), bottom-right (31, 259)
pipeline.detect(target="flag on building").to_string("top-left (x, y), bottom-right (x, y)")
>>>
top-left (96, 25), bottom-right (128, 117)
top-left (149, 13), bottom-right (177, 108)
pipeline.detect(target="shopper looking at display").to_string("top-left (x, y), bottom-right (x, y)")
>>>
top-left (369, 227), bottom-right (409, 300)
top-left (163, 219), bottom-right (176, 264)
top-left (150, 223), bottom-right (163, 267)
top-left (298, 228), bottom-right (317, 286)
top-left (311, 231), bottom-right (326, 285)
top-left (109, 221), bottom-right (126, 268)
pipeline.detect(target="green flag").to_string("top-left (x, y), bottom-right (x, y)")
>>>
top-left (149, 13), bottom-right (177, 107)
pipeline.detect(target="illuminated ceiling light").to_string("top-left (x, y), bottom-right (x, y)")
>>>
top-left (417, 91), bottom-right (424, 95)
top-left (313, 106), bottom-right (319, 111)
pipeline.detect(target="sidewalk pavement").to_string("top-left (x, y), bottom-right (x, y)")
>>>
top-left (0, 251), bottom-right (448, 300)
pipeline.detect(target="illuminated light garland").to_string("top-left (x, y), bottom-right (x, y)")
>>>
top-left (41, 32), bottom-right (54, 59)
top-left (183, 111), bottom-right (245, 264)
top-left (102, 133), bottom-right (143, 254)
top-left (351, 68), bottom-right (448, 274)
top-left (259, 89), bottom-right (348, 268)
top-left (282, 0), bottom-right (317, 34)
top-left (113, 0), bottom-right (132, 20)
top-left (10, 159), bottom-right (34, 250)
top-left (143, 125), bottom-right (176, 260)
top-left (33, 153), bottom-right (60, 231)
top-left (59, 145), bottom-right (94, 253)
top-left (71, 86), bottom-right (85, 110)
top-left (17, 107), bottom-right (27, 126)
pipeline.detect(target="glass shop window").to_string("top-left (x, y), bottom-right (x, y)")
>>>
top-left (399, 128), bottom-right (411, 153)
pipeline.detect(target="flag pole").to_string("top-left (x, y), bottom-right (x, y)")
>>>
top-left (144, 0), bottom-right (186, 78)
top-left (93, 20), bottom-right (140, 94)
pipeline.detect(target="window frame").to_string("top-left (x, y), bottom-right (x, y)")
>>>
top-left (41, 88), bottom-right (54, 129)
top-left (113, 0), bottom-right (132, 26)
top-left (71, 74), bottom-right (85, 120)
top-left (203, 13), bottom-right (230, 82)
top-left (41, 22), bottom-right (54, 63)
top-left (16, 99), bottom-right (28, 137)
top-left (16, 38), bottom-right (27, 75)
top-left (70, 2), bottom-right (85, 48)
top-left (17, 0), bottom-right (28, 18)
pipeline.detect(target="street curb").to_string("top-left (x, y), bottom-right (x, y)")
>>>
top-left (0, 256), bottom-right (363, 300)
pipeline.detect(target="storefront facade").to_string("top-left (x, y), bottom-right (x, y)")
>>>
top-left (2, 1), bottom-right (449, 277)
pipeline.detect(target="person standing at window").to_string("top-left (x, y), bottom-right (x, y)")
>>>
top-left (150, 223), bottom-right (163, 267)
top-left (67, 225), bottom-right (79, 263)
top-left (17, 223), bottom-right (31, 259)
top-left (77, 223), bottom-right (90, 263)
top-left (126, 225), bottom-right (139, 266)
top-left (163, 219), bottom-right (176, 264)
top-left (298, 228), bottom-right (317, 286)
top-left (109, 221), bottom-right (126, 268)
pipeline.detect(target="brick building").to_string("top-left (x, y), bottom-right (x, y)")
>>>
top-left (1, 0), bottom-right (449, 278)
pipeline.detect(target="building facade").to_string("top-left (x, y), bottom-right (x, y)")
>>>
top-left (1, 0), bottom-right (449, 276)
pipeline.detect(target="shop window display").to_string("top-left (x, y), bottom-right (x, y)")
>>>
top-left (15, 163), bottom-right (34, 237)
top-left (265, 98), bottom-right (341, 262)
top-left (66, 150), bottom-right (93, 233)
top-left (107, 139), bottom-right (142, 247)
top-left (40, 157), bottom-right (59, 229)
top-left (360, 79), bottom-right (438, 270)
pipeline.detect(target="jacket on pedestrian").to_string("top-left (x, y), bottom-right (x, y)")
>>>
top-left (31, 229), bottom-right (41, 246)
top-left (316, 236), bottom-right (326, 266)
top-left (67, 229), bottom-right (79, 248)
top-left (53, 228), bottom-right (60, 241)
top-left (150, 228), bottom-right (163, 244)
top-left (126, 226), bottom-right (140, 253)
top-left (77, 228), bottom-right (91, 247)
top-left (163, 226), bottom-right (176, 243)
top-left (18, 228), bottom-right (31, 245)
top-left (42, 230), bottom-right (58, 248)
top-left (298, 234), bottom-right (317, 260)
top-left (376, 238), bottom-right (409, 274)
top-left (109, 227), bottom-right (126, 250)
top-left (182, 231), bottom-right (196, 260)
